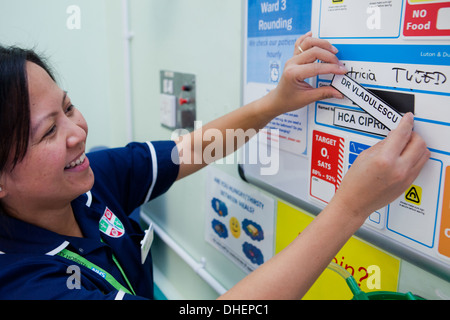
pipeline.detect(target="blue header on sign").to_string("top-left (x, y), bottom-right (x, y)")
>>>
top-left (247, 0), bottom-right (312, 37)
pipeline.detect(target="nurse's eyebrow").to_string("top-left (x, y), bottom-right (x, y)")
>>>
top-left (31, 91), bottom-right (68, 137)
top-left (62, 91), bottom-right (68, 106)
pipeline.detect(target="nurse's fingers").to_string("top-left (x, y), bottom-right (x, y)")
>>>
top-left (383, 113), bottom-right (415, 156)
top-left (295, 33), bottom-right (338, 56)
top-left (409, 145), bottom-right (431, 179)
top-left (290, 46), bottom-right (342, 66)
top-left (400, 131), bottom-right (430, 172)
top-left (298, 85), bottom-right (345, 104)
top-left (287, 59), bottom-right (347, 82)
top-left (294, 31), bottom-right (312, 54)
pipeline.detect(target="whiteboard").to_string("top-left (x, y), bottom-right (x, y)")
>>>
top-left (240, 0), bottom-right (450, 281)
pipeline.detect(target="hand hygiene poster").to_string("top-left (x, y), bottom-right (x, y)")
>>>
top-left (205, 167), bottom-right (275, 273)
top-left (244, 0), bottom-right (312, 155)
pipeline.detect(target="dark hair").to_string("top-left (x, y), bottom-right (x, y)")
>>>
top-left (0, 46), bottom-right (56, 172)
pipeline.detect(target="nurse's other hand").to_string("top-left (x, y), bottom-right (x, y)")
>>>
top-left (331, 113), bottom-right (430, 221)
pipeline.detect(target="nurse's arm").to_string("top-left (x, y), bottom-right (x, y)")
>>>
top-left (174, 34), bottom-right (347, 181)
top-left (218, 114), bottom-right (430, 299)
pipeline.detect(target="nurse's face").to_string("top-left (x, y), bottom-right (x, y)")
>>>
top-left (0, 62), bottom-right (94, 211)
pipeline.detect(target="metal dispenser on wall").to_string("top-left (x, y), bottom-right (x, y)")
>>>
top-left (160, 70), bottom-right (196, 131)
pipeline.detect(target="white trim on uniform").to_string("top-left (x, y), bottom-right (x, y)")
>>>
top-left (85, 191), bottom-right (93, 207)
top-left (115, 290), bottom-right (126, 300)
top-left (45, 241), bottom-right (70, 256)
top-left (144, 142), bottom-right (158, 204)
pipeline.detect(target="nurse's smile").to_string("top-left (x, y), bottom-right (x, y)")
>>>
top-left (64, 153), bottom-right (89, 172)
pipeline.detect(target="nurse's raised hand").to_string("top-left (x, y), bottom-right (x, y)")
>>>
top-left (263, 32), bottom-right (347, 118)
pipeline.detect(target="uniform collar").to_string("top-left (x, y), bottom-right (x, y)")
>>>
top-left (0, 192), bottom-right (96, 255)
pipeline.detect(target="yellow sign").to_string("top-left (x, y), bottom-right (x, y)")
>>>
top-left (276, 201), bottom-right (400, 300)
top-left (405, 185), bottom-right (422, 205)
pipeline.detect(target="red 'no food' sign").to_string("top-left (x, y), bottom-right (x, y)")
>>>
top-left (403, 1), bottom-right (450, 37)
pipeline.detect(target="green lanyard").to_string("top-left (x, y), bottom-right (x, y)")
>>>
top-left (57, 248), bottom-right (136, 296)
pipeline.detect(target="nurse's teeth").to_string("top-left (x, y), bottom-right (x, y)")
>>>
top-left (65, 153), bottom-right (86, 169)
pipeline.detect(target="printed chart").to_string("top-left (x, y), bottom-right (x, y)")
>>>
top-left (309, 0), bottom-right (450, 269)
top-left (239, 0), bottom-right (450, 281)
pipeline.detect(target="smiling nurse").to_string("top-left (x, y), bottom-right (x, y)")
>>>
top-left (1, 62), bottom-right (93, 238)
top-left (0, 33), bottom-right (430, 300)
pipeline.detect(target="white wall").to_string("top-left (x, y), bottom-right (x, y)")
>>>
top-left (0, 0), bottom-right (130, 151)
top-left (127, 0), bottom-right (248, 299)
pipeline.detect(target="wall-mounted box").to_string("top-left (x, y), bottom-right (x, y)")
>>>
top-left (160, 70), bottom-right (196, 131)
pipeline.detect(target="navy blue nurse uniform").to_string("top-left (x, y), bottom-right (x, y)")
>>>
top-left (0, 141), bottom-right (179, 300)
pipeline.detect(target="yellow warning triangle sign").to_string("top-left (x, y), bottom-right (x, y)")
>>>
top-left (405, 185), bottom-right (422, 205)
